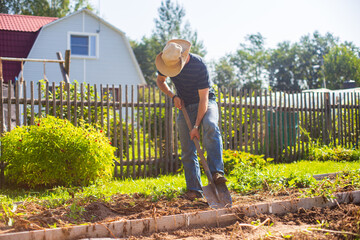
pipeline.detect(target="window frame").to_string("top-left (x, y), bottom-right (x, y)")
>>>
top-left (68, 32), bottom-right (99, 59)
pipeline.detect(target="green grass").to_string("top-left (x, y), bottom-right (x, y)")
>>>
top-left (264, 160), bottom-right (360, 178)
top-left (0, 160), bottom-right (359, 206)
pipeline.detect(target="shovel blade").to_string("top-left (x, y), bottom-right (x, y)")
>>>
top-left (202, 183), bottom-right (232, 209)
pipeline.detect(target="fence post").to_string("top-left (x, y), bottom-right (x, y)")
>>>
top-left (324, 92), bottom-right (331, 145)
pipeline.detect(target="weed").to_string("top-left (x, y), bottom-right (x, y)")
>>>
top-left (1, 203), bottom-right (17, 226)
top-left (67, 201), bottom-right (85, 222)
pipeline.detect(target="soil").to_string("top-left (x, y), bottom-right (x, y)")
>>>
top-left (1, 189), bottom-right (360, 239)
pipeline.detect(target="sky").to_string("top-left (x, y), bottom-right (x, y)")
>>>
top-left (89, 0), bottom-right (360, 62)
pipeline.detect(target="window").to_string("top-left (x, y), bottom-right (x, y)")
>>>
top-left (69, 32), bottom-right (98, 58)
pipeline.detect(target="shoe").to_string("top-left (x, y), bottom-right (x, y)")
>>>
top-left (184, 190), bottom-right (203, 201)
top-left (213, 172), bottom-right (228, 184)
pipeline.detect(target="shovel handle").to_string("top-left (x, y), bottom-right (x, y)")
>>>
top-left (180, 103), bottom-right (217, 187)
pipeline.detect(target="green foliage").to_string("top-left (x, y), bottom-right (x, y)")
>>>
top-left (132, 0), bottom-right (206, 84)
top-left (67, 200), bottom-right (85, 221)
top-left (223, 149), bottom-right (271, 174)
top-left (1, 0), bottom-right (93, 17)
top-left (268, 41), bottom-right (301, 91)
top-left (309, 145), bottom-right (360, 162)
top-left (38, 80), bottom-right (108, 126)
top-left (301, 170), bottom-right (360, 200)
top-left (213, 33), bottom-right (266, 90)
top-left (324, 44), bottom-right (360, 89)
top-left (212, 31), bottom-right (360, 90)
top-left (1, 116), bottom-right (115, 189)
top-left (212, 57), bottom-right (237, 88)
top-left (223, 149), bottom-right (273, 193)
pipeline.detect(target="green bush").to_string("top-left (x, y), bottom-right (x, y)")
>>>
top-left (223, 149), bottom-right (272, 175)
top-left (309, 145), bottom-right (360, 162)
top-left (223, 149), bottom-right (273, 193)
top-left (1, 116), bottom-right (116, 189)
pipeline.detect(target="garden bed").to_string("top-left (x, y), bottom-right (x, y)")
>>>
top-left (1, 188), bottom-right (360, 239)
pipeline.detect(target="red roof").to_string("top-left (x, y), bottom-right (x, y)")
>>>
top-left (0, 14), bottom-right (58, 32)
top-left (0, 14), bottom-right (58, 83)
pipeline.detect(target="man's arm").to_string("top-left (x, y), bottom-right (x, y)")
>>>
top-left (156, 74), bottom-right (182, 109)
top-left (190, 88), bottom-right (209, 140)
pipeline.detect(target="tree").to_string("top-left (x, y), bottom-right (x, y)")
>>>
top-left (153, 0), bottom-right (185, 45)
top-left (323, 44), bottom-right (360, 89)
top-left (132, 0), bottom-right (206, 85)
top-left (212, 56), bottom-right (237, 88)
top-left (267, 41), bottom-right (302, 91)
top-left (296, 31), bottom-right (338, 89)
top-left (1, 0), bottom-right (92, 17)
top-left (130, 36), bottom-right (163, 86)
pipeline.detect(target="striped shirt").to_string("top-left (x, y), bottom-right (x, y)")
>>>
top-left (158, 53), bottom-right (216, 106)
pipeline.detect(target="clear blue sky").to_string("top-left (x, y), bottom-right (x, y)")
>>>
top-left (90, 0), bottom-right (360, 61)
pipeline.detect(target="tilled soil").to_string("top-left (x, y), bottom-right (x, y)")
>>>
top-left (131, 203), bottom-right (360, 239)
top-left (0, 190), bottom-right (299, 233)
top-left (0, 190), bottom-right (359, 239)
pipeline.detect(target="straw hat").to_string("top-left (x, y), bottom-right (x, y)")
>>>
top-left (155, 39), bottom-right (191, 77)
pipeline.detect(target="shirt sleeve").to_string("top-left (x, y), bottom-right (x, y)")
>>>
top-left (197, 64), bottom-right (211, 90)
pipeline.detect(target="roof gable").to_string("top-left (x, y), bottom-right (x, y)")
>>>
top-left (0, 14), bottom-right (57, 32)
top-left (42, 9), bottom-right (126, 36)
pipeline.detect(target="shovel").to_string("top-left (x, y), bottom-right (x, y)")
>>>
top-left (180, 103), bottom-right (232, 209)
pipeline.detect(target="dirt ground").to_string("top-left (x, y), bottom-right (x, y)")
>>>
top-left (1, 189), bottom-right (360, 239)
top-left (130, 203), bottom-right (360, 240)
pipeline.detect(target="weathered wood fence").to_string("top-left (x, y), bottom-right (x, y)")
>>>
top-left (0, 81), bottom-right (359, 183)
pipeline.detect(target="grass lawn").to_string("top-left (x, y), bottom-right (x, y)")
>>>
top-left (1, 160), bottom-right (359, 206)
top-left (265, 160), bottom-right (360, 178)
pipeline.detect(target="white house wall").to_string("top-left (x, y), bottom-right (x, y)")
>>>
top-left (22, 10), bottom-right (145, 97)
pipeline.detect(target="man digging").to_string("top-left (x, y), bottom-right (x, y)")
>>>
top-left (155, 39), bottom-right (227, 200)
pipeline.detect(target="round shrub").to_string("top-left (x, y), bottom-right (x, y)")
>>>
top-left (1, 116), bottom-right (116, 188)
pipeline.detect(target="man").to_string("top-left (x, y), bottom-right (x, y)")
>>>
top-left (155, 39), bottom-right (227, 200)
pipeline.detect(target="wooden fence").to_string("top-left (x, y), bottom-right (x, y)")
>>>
top-left (0, 81), bottom-right (359, 184)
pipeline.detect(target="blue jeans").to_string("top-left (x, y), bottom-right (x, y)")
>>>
top-left (177, 99), bottom-right (224, 192)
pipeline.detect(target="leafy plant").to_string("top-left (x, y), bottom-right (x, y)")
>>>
top-left (223, 149), bottom-right (272, 175)
top-left (1, 116), bottom-right (116, 188)
top-left (309, 145), bottom-right (360, 162)
top-left (223, 149), bottom-right (273, 193)
top-left (67, 201), bottom-right (85, 221)
top-left (1, 203), bottom-right (16, 226)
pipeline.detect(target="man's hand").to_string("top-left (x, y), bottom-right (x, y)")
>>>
top-left (190, 128), bottom-right (200, 140)
top-left (173, 96), bottom-right (182, 109)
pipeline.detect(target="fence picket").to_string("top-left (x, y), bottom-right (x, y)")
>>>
top-left (264, 90), bottom-right (269, 159)
top-left (125, 85), bottom-right (130, 178)
top-left (119, 85), bottom-right (123, 178)
top-left (244, 89), bottom-right (248, 152)
top-left (239, 89), bottom-right (243, 152)
top-left (131, 85), bottom-right (135, 178)
top-left (254, 90), bottom-right (258, 154)
top-left (30, 81), bottom-right (34, 125)
top-left (15, 81), bottom-right (20, 126)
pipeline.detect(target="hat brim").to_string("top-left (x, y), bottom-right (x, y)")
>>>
top-left (155, 39), bottom-right (191, 77)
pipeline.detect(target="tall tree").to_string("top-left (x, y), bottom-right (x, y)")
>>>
top-left (132, 0), bottom-right (206, 85)
top-left (268, 41), bottom-right (302, 91)
top-left (152, 0), bottom-right (206, 56)
top-left (1, 0), bottom-right (92, 17)
top-left (153, 0), bottom-right (185, 45)
top-left (229, 33), bottom-right (268, 89)
top-left (323, 44), bottom-right (360, 89)
top-left (212, 56), bottom-right (237, 88)
top-left (130, 36), bottom-right (163, 86)
top-left (296, 31), bottom-right (338, 89)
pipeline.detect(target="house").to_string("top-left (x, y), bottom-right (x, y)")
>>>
top-left (0, 9), bottom-right (146, 95)
top-left (0, 14), bottom-right (57, 83)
